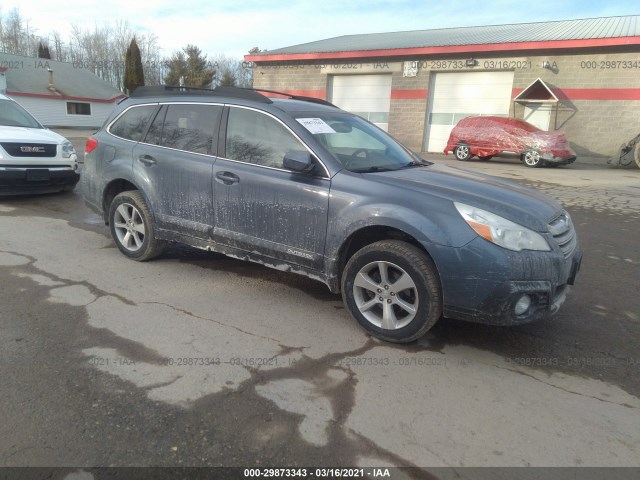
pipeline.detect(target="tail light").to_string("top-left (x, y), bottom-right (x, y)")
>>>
top-left (85, 137), bottom-right (98, 155)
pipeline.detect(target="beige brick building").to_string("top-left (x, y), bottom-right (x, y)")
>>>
top-left (246, 16), bottom-right (640, 157)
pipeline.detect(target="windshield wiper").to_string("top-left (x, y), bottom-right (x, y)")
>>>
top-left (399, 160), bottom-right (428, 169)
top-left (351, 166), bottom-right (396, 173)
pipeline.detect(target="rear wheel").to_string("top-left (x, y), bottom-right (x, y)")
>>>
top-left (341, 240), bottom-right (442, 343)
top-left (109, 190), bottom-right (166, 261)
top-left (453, 144), bottom-right (472, 161)
top-left (522, 149), bottom-right (543, 168)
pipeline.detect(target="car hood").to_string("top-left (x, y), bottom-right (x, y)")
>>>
top-left (0, 126), bottom-right (65, 144)
top-left (371, 163), bottom-right (562, 232)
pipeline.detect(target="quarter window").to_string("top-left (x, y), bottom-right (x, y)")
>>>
top-left (226, 108), bottom-right (307, 169)
top-left (110, 105), bottom-right (157, 142)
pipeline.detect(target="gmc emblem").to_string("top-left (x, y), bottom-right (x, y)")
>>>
top-left (20, 146), bottom-right (46, 153)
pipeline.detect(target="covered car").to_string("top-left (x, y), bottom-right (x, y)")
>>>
top-left (444, 116), bottom-right (576, 168)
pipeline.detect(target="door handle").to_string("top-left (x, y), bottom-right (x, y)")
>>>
top-left (215, 171), bottom-right (240, 185)
top-left (138, 155), bottom-right (156, 166)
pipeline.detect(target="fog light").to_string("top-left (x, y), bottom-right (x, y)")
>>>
top-left (514, 295), bottom-right (532, 315)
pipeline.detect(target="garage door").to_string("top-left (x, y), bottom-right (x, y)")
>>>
top-left (424, 71), bottom-right (515, 152)
top-left (330, 74), bottom-right (392, 131)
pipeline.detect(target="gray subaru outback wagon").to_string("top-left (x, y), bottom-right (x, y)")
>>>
top-left (81, 86), bottom-right (582, 343)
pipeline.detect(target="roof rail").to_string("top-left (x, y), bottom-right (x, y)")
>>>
top-left (251, 88), bottom-right (336, 107)
top-left (128, 85), bottom-right (336, 107)
top-left (129, 85), bottom-right (273, 103)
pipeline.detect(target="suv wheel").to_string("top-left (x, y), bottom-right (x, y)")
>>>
top-left (522, 149), bottom-right (543, 168)
top-left (341, 240), bottom-right (442, 343)
top-left (453, 143), bottom-right (472, 161)
top-left (109, 190), bottom-right (166, 261)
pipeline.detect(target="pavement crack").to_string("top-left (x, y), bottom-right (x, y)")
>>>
top-left (140, 300), bottom-right (289, 345)
top-left (498, 365), bottom-right (637, 409)
top-left (143, 376), bottom-right (183, 391)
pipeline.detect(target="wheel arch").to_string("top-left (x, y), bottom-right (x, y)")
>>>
top-left (331, 225), bottom-right (442, 294)
top-left (102, 178), bottom-right (145, 224)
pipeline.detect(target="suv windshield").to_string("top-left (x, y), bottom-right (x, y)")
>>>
top-left (0, 99), bottom-right (43, 129)
top-left (295, 112), bottom-right (426, 172)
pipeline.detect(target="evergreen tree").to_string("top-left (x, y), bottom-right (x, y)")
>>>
top-left (219, 68), bottom-right (236, 87)
top-left (164, 45), bottom-right (215, 88)
top-left (37, 42), bottom-right (51, 59)
top-left (124, 37), bottom-right (145, 94)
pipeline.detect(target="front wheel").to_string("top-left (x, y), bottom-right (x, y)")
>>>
top-left (109, 190), bottom-right (166, 261)
top-left (341, 240), bottom-right (442, 343)
top-left (453, 144), bottom-right (472, 161)
top-left (521, 149), bottom-right (543, 168)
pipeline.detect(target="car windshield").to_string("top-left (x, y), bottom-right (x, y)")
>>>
top-left (295, 112), bottom-right (428, 172)
top-left (0, 99), bottom-right (43, 129)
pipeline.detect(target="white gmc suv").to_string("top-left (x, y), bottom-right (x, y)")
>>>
top-left (0, 93), bottom-right (79, 195)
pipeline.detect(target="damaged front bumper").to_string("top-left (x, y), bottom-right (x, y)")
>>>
top-left (541, 153), bottom-right (577, 166)
top-left (428, 236), bottom-right (582, 326)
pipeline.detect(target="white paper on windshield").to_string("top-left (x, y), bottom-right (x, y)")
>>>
top-left (296, 118), bottom-right (336, 134)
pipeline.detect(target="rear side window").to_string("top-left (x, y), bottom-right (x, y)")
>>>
top-left (158, 104), bottom-right (220, 155)
top-left (109, 105), bottom-right (157, 142)
top-left (225, 107), bottom-right (306, 169)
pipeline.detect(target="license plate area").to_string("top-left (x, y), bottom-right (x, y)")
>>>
top-left (26, 169), bottom-right (50, 182)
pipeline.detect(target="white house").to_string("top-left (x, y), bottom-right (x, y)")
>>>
top-left (0, 52), bottom-right (124, 128)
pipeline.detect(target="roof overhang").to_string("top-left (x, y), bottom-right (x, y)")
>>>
top-left (6, 90), bottom-right (126, 103)
top-left (514, 78), bottom-right (559, 103)
top-left (245, 36), bottom-right (640, 62)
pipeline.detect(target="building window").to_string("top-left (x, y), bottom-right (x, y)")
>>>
top-left (67, 102), bottom-right (91, 115)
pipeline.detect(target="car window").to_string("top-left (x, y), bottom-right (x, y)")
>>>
top-left (225, 107), bottom-right (307, 169)
top-left (110, 105), bottom-right (157, 142)
top-left (0, 99), bottom-right (43, 129)
top-left (159, 104), bottom-right (220, 155)
top-left (297, 113), bottom-right (419, 172)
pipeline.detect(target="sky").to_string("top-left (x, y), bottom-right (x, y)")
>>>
top-left (1, 0), bottom-right (638, 59)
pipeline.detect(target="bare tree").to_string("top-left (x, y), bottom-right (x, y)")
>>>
top-left (211, 54), bottom-right (252, 88)
top-left (0, 7), bottom-right (248, 91)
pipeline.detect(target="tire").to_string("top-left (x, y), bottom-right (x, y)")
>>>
top-left (108, 190), bottom-right (166, 261)
top-left (521, 149), bottom-right (543, 168)
top-left (453, 144), bottom-right (472, 161)
top-left (634, 142), bottom-right (640, 169)
top-left (478, 155), bottom-right (493, 161)
top-left (341, 240), bottom-right (442, 343)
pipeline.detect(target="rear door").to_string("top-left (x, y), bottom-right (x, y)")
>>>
top-left (212, 106), bottom-right (330, 271)
top-left (133, 103), bottom-right (222, 239)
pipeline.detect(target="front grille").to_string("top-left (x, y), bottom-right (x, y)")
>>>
top-left (549, 212), bottom-right (577, 257)
top-left (1, 142), bottom-right (57, 157)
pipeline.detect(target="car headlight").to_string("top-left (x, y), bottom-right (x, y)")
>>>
top-left (62, 141), bottom-right (76, 159)
top-left (454, 202), bottom-right (550, 252)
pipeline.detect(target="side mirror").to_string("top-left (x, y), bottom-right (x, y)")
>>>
top-left (283, 150), bottom-right (314, 173)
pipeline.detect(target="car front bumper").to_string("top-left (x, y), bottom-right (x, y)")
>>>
top-left (0, 166), bottom-right (80, 195)
top-left (428, 236), bottom-right (582, 326)
top-left (541, 153), bottom-right (577, 165)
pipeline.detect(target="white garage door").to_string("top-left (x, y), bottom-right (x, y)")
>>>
top-left (330, 74), bottom-right (392, 131)
top-left (424, 71), bottom-right (515, 152)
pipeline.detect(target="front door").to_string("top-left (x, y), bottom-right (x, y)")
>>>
top-left (212, 106), bottom-right (330, 271)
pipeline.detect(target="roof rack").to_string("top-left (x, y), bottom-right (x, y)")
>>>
top-left (251, 88), bottom-right (336, 107)
top-left (129, 85), bottom-right (273, 103)
top-left (128, 85), bottom-right (336, 107)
